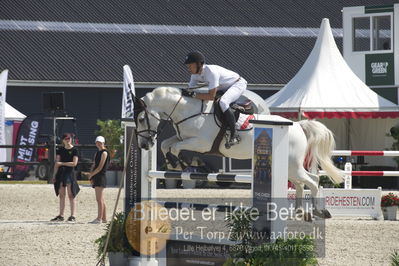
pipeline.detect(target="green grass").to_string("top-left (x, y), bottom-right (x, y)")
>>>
top-left (391, 250), bottom-right (399, 266)
top-left (0, 180), bottom-right (91, 185)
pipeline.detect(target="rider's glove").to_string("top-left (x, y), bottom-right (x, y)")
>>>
top-left (181, 89), bottom-right (196, 98)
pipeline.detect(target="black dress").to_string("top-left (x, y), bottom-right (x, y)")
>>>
top-left (91, 149), bottom-right (110, 188)
top-left (54, 146), bottom-right (80, 198)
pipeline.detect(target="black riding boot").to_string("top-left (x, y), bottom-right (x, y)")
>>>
top-left (223, 108), bottom-right (240, 148)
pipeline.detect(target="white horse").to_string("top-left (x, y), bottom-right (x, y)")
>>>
top-left (133, 87), bottom-right (343, 219)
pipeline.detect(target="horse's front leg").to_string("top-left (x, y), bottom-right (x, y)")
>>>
top-left (169, 137), bottom-right (212, 159)
top-left (160, 136), bottom-right (182, 169)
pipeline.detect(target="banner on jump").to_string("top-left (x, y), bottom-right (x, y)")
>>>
top-left (288, 188), bottom-right (382, 218)
top-left (252, 127), bottom-right (273, 243)
top-left (321, 188), bottom-right (382, 218)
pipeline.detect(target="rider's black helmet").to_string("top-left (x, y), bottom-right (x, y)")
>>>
top-left (184, 51), bottom-right (205, 64)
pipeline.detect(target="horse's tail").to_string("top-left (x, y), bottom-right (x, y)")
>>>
top-left (299, 120), bottom-right (344, 184)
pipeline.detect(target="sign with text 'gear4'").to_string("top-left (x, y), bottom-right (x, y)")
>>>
top-left (365, 53), bottom-right (394, 86)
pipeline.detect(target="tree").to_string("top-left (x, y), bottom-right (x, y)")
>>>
top-left (95, 119), bottom-right (124, 168)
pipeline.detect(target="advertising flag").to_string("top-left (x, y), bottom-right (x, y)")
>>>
top-left (0, 69), bottom-right (8, 163)
top-left (122, 65), bottom-right (136, 119)
top-left (13, 114), bottom-right (43, 179)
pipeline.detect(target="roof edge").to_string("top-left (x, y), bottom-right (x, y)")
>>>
top-left (8, 80), bottom-right (283, 90)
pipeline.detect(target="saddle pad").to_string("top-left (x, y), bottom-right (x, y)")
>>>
top-left (236, 113), bottom-right (254, 130)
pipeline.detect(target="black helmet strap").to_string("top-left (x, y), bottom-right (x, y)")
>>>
top-left (195, 62), bottom-right (203, 74)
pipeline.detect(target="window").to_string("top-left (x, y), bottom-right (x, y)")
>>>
top-left (373, 16), bottom-right (391, 50)
top-left (352, 15), bottom-right (392, 52)
top-left (353, 17), bottom-right (370, 51)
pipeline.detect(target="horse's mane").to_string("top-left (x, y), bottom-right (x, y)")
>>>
top-left (152, 86), bottom-right (181, 97)
top-left (144, 86), bottom-right (181, 104)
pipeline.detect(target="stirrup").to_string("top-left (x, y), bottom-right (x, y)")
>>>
top-left (225, 135), bottom-right (240, 149)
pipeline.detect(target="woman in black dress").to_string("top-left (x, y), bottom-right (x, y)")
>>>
top-left (51, 133), bottom-right (80, 222)
top-left (88, 136), bottom-right (109, 224)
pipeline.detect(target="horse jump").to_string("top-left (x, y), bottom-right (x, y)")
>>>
top-left (124, 116), bottom-right (293, 266)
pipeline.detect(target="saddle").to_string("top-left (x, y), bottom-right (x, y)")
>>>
top-left (208, 94), bottom-right (255, 155)
top-left (214, 91), bottom-right (254, 123)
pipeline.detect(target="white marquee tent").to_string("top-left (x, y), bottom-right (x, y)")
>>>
top-left (5, 102), bottom-right (25, 120)
top-left (265, 18), bottom-right (399, 167)
top-left (4, 102), bottom-right (25, 162)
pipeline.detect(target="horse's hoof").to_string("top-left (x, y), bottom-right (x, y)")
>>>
top-left (179, 162), bottom-right (188, 170)
top-left (294, 208), bottom-right (304, 219)
top-left (322, 209), bottom-right (332, 219)
top-left (225, 138), bottom-right (240, 149)
top-left (165, 152), bottom-right (178, 168)
top-left (304, 212), bottom-right (313, 222)
top-left (313, 209), bottom-right (332, 219)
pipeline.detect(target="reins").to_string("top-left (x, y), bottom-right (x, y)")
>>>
top-left (136, 94), bottom-right (213, 142)
top-left (136, 95), bottom-right (184, 141)
top-left (153, 95), bottom-right (184, 141)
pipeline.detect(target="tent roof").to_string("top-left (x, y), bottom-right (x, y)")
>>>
top-left (264, 18), bottom-right (399, 119)
top-left (5, 102), bottom-right (25, 120)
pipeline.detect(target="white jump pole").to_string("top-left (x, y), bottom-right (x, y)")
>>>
top-left (332, 150), bottom-right (399, 156)
top-left (330, 150), bottom-right (399, 189)
top-left (123, 120), bottom-right (158, 266)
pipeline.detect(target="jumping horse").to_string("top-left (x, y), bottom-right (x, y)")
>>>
top-left (133, 87), bottom-right (343, 219)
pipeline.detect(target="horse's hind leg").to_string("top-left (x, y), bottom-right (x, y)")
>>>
top-left (294, 168), bottom-right (331, 220)
top-left (304, 169), bottom-right (331, 219)
top-left (291, 182), bottom-right (305, 219)
top-left (308, 162), bottom-right (320, 184)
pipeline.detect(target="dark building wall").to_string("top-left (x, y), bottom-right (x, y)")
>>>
top-left (6, 85), bottom-right (151, 144)
top-left (7, 86), bottom-right (274, 142)
top-left (7, 85), bottom-right (274, 169)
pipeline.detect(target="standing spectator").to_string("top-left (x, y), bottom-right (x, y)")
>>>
top-left (51, 133), bottom-right (80, 222)
top-left (88, 136), bottom-right (109, 224)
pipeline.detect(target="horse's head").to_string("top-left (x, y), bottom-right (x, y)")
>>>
top-left (133, 87), bottom-right (181, 149)
top-left (135, 108), bottom-right (161, 150)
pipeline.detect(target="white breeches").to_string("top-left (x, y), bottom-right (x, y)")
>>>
top-left (219, 78), bottom-right (247, 112)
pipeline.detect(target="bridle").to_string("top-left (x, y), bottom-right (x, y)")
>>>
top-left (134, 95), bottom-right (183, 143)
top-left (135, 91), bottom-right (214, 144)
top-left (135, 107), bottom-right (161, 144)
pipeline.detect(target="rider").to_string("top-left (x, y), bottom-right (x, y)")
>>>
top-left (183, 51), bottom-right (247, 148)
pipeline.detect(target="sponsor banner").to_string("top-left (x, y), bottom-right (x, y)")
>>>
top-left (122, 65), bottom-right (136, 119)
top-left (365, 53), bottom-right (394, 86)
top-left (124, 125), bottom-right (141, 214)
top-left (12, 114), bottom-right (43, 179)
top-left (322, 188), bottom-right (382, 218)
top-left (288, 188), bottom-right (382, 218)
top-left (252, 127), bottom-right (273, 243)
top-left (0, 69), bottom-right (8, 163)
top-left (124, 125), bottom-right (141, 256)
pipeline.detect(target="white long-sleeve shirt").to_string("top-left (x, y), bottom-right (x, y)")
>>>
top-left (188, 64), bottom-right (240, 91)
